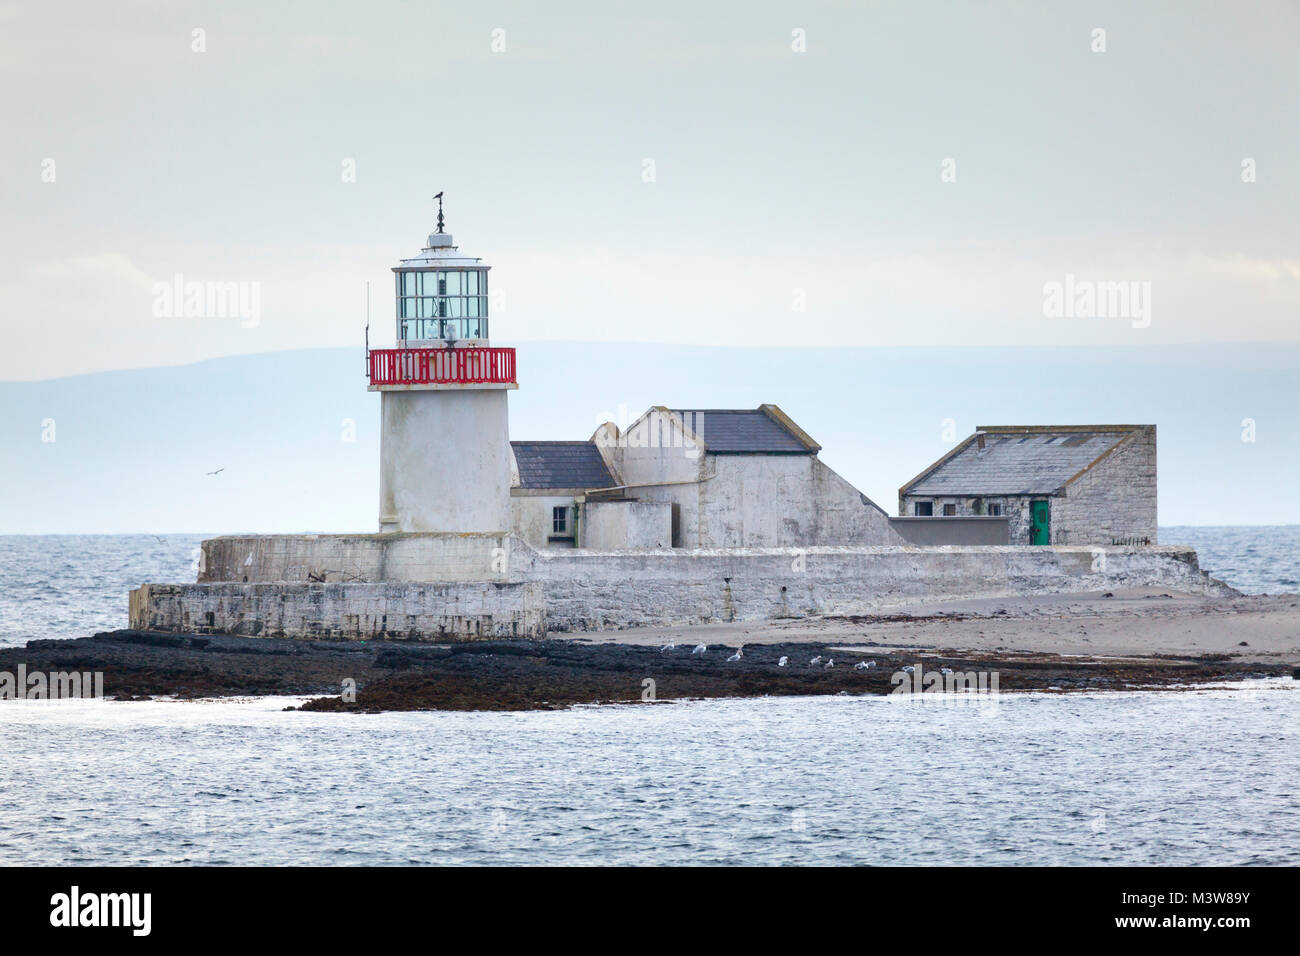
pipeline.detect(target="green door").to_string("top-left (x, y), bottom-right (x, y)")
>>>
top-left (1030, 500), bottom-right (1050, 545)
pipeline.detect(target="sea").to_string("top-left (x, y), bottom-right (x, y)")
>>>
top-left (0, 528), bottom-right (1296, 866)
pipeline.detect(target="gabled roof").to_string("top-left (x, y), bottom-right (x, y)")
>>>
top-left (511, 441), bottom-right (614, 490)
top-left (671, 405), bottom-right (820, 455)
top-left (901, 425), bottom-right (1150, 497)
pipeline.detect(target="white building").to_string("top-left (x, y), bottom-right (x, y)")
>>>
top-left (509, 405), bottom-right (900, 550)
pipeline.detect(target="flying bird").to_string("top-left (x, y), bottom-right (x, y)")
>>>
top-left (206, 468), bottom-right (224, 476)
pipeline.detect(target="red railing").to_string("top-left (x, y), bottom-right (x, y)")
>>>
top-left (368, 347), bottom-right (516, 386)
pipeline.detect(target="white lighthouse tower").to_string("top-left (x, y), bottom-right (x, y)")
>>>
top-left (368, 197), bottom-right (517, 533)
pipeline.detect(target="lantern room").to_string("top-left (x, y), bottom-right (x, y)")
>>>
top-left (392, 233), bottom-right (490, 344)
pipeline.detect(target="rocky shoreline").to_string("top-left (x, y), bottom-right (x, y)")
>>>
top-left (1, 628), bottom-right (1291, 712)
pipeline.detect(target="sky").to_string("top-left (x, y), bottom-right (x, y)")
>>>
top-left (1, 0), bottom-right (1297, 379)
top-left (0, 1), bottom-right (1297, 530)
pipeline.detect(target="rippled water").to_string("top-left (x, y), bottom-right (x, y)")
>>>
top-left (2, 532), bottom-right (1297, 865)
top-left (0, 534), bottom-right (204, 648)
top-left (0, 528), bottom-right (1296, 649)
top-left (1, 686), bottom-right (1294, 865)
top-left (1161, 526), bottom-right (1300, 595)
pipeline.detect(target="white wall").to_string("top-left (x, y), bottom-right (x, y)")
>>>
top-left (510, 494), bottom-right (576, 549)
top-left (378, 387), bottom-right (512, 533)
top-left (583, 500), bottom-right (673, 549)
top-left (200, 532), bottom-right (511, 583)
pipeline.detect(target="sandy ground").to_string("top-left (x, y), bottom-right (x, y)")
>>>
top-left (575, 588), bottom-right (1300, 664)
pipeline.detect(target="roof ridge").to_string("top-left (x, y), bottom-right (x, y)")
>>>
top-left (510, 439), bottom-right (597, 446)
top-left (975, 424), bottom-right (1147, 432)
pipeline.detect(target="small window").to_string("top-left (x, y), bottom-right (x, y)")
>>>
top-left (987, 503), bottom-right (1003, 516)
top-left (552, 506), bottom-right (568, 534)
top-left (942, 503), bottom-right (957, 516)
top-left (913, 501), bottom-right (933, 517)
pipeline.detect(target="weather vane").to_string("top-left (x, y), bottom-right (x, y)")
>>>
top-left (433, 191), bottom-right (445, 233)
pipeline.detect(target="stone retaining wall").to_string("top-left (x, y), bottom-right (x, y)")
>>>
top-left (130, 580), bottom-right (544, 641)
top-left (134, 534), bottom-right (1233, 640)
top-left (510, 542), bottom-right (1231, 632)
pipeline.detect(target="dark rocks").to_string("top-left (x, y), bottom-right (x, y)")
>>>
top-left (0, 629), bottom-right (1290, 712)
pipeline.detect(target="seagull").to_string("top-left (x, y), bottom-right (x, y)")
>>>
top-left (206, 468), bottom-right (224, 476)
top-left (903, 665), bottom-right (915, 673)
top-left (726, 647), bottom-right (743, 662)
top-left (692, 643), bottom-right (707, 655)
top-left (854, 660), bottom-right (873, 670)
top-left (940, 666), bottom-right (954, 675)
top-left (824, 659), bottom-right (834, 669)
top-left (778, 656), bottom-right (788, 667)
top-left (809, 656), bottom-right (822, 667)
top-left (660, 642), bottom-right (676, 653)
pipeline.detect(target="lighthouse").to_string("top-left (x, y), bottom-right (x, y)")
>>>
top-left (368, 198), bottom-right (517, 533)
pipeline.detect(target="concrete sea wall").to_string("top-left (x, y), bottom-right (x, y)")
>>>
top-left (134, 532), bottom-right (1234, 640)
top-left (131, 580), bottom-right (544, 641)
top-left (511, 542), bottom-right (1229, 632)
top-left (199, 532), bottom-right (508, 584)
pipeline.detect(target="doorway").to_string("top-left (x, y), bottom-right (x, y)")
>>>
top-left (1030, 500), bottom-right (1050, 545)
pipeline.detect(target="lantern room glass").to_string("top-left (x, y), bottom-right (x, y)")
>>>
top-left (395, 269), bottom-right (489, 341)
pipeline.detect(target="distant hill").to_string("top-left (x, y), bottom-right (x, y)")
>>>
top-left (2, 342), bottom-right (1296, 532)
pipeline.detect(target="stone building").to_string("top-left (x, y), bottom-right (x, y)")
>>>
top-left (898, 425), bottom-right (1157, 546)
top-left (509, 404), bottom-right (900, 550)
top-left (509, 440), bottom-right (673, 550)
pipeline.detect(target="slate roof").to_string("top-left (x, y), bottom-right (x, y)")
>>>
top-left (903, 427), bottom-right (1144, 496)
top-left (672, 408), bottom-right (815, 455)
top-left (511, 441), bottom-right (615, 490)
